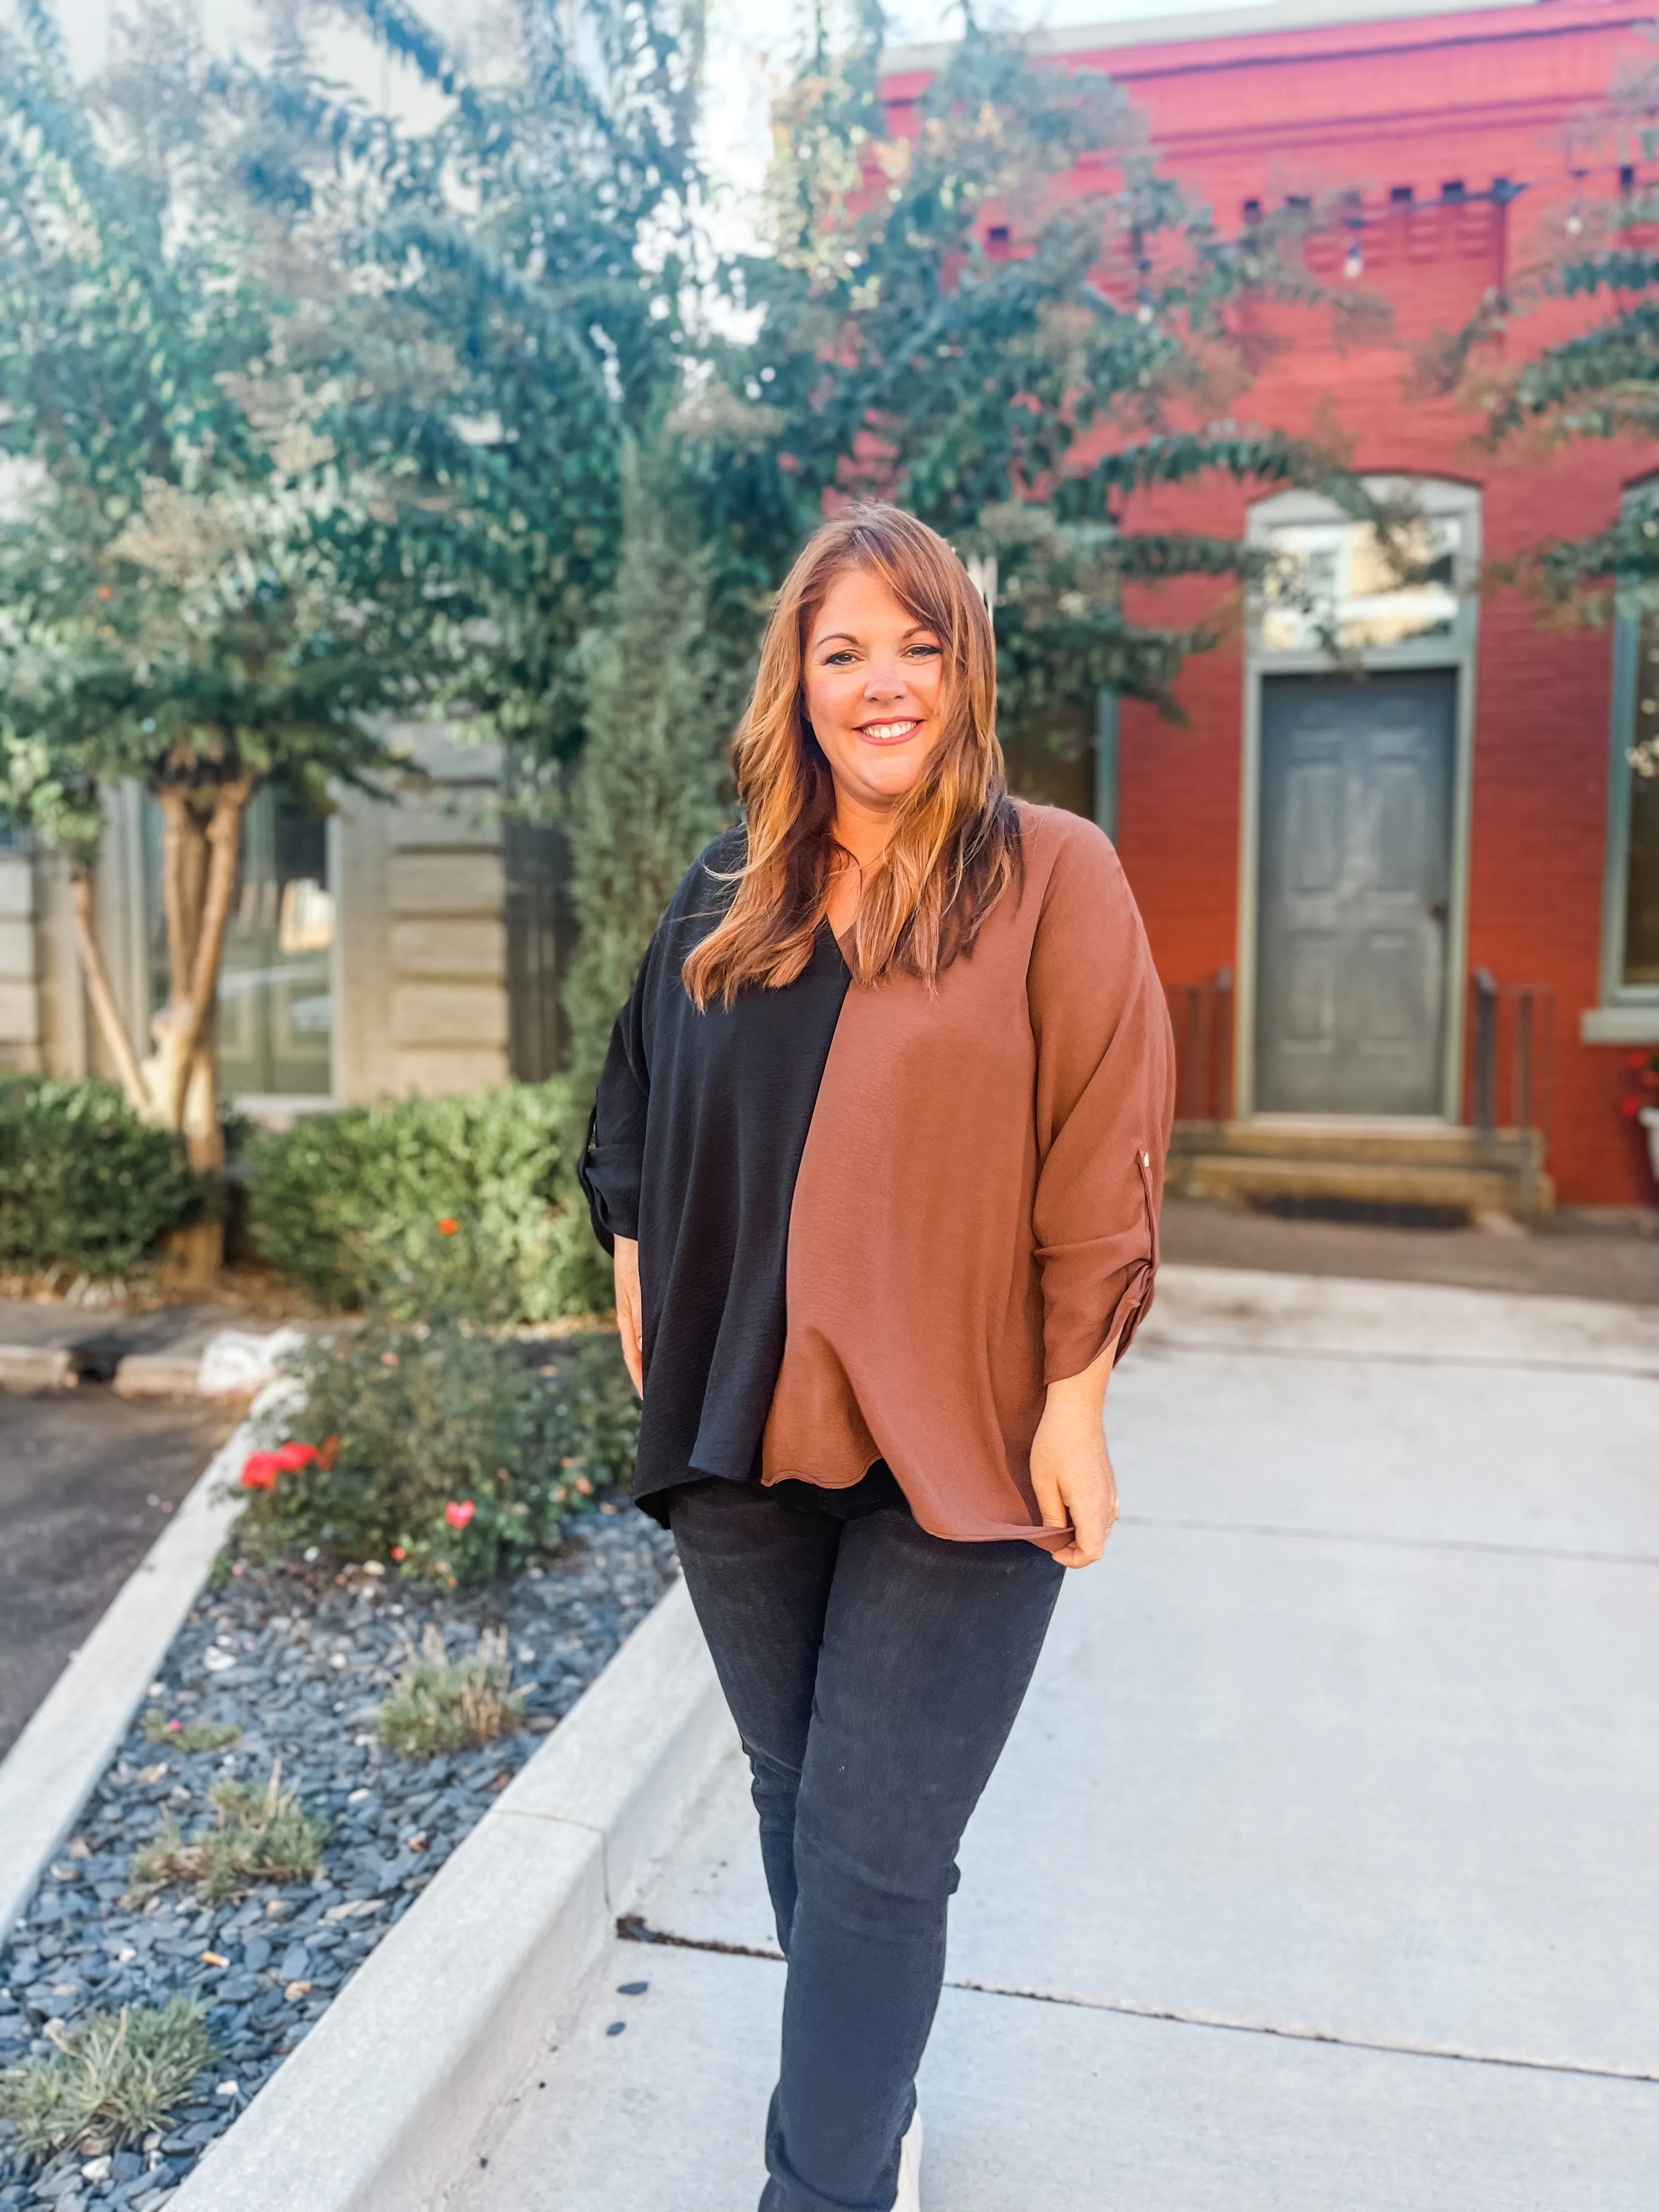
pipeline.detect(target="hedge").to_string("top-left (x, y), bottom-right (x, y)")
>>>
top-left (0, 1077), bottom-right (205, 1280)
top-left (244, 1081), bottom-right (610, 1319)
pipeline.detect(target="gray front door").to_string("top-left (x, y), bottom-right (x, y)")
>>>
top-left (1255, 670), bottom-right (1455, 1115)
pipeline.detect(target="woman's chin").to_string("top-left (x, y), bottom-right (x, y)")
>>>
top-left (837, 746), bottom-right (928, 805)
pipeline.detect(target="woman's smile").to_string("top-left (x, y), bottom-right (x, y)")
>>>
top-left (857, 716), bottom-right (923, 744)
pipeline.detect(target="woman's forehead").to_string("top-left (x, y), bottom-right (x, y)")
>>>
top-left (809, 567), bottom-right (939, 641)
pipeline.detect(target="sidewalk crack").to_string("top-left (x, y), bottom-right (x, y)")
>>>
top-left (618, 1918), bottom-right (1658, 2084)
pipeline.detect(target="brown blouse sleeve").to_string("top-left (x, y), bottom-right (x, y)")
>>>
top-left (1027, 818), bottom-right (1176, 1383)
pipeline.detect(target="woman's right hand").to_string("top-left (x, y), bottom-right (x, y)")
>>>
top-left (613, 1235), bottom-right (644, 1397)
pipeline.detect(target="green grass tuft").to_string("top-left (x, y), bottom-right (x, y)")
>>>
top-left (0, 1997), bottom-right (212, 2158)
top-left (376, 1625), bottom-right (526, 1757)
top-left (139, 1708), bottom-right (242, 1753)
top-left (127, 1760), bottom-right (327, 1903)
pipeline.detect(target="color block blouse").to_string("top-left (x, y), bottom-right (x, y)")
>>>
top-left (579, 801), bottom-right (1176, 1548)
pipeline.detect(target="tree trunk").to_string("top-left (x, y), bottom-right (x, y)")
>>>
top-left (165, 1014), bottom-right (227, 1288)
top-left (69, 768), bottom-right (254, 1289)
top-left (70, 864), bottom-right (153, 1116)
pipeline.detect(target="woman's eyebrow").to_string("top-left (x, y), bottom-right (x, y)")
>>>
top-left (815, 631), bottom-right (861, 649)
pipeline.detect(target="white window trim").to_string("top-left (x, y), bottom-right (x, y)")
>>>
top-left (1588, 486), bottom-right (1659, 1043)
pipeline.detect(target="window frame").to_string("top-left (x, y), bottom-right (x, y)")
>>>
top-left (1587, 482), bottom-right (1659, 1043)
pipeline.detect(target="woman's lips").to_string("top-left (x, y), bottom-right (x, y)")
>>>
top-left (856, 718), bottom-right (922, 744)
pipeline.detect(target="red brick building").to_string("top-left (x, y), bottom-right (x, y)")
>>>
top-left (888, 0), bottom-right (1659, 1211)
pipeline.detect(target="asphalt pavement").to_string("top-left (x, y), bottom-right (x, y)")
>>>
top-left (0, 1389), bottom-right (234, 1758)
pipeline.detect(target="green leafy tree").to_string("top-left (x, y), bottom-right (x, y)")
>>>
top-left (680, 8), bottom-right (1346, 751)
top-left (0, 2), bottom-right (459, 1262)
top-left (561, 440), bottom-right (738, 1098)
top-left (1420, 58), bottom-right (1659, 672)
top-left (216, 0), bottom-right (723, 1109)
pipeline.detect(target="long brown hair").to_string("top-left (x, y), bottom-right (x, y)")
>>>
top-left (683, 505), bottom-right (1022, 1009)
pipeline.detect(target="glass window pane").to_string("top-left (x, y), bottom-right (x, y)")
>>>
top-left (1625, 616), bottom-right (1659, 986)
top-left (1262, 515), bottom-right (1461, 652)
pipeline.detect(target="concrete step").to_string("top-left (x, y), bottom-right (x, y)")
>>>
top-left (1176, 1151), bottom-right (1547, 1215)
top-left (1171, 1120), bottom-right (1541, 1170)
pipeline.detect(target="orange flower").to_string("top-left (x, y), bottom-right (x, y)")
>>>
top-left (437, 1217), bottom-right (460, 1236)
top-left (318, 1435), bottom-right (340, 1470)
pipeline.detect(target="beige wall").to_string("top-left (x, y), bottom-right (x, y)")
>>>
top-left (0, 853), bottom-right (41, 1072)
top-left (12, 737), bottom-right (515, 1108)
top-left (332, 732), bottom-right (512, 1104)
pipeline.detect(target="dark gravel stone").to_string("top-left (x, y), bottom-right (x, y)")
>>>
top-left (0, 1511), bottom-right (676, 2204)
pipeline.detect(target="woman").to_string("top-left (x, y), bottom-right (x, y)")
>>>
top-left (580, 503), bottom-right (1173, 2212)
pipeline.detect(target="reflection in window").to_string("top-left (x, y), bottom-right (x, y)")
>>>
top-left (1624, 613), bottom-right (1659, 987)
top-left (1262, 515), bottom-right (1462, 652)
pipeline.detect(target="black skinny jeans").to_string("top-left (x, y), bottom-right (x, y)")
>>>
top-left (669, 1474), bottom-right (1065, 2212)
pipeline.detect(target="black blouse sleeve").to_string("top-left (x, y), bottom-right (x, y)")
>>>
top-left (578, 947), bottom-right (654, 1254)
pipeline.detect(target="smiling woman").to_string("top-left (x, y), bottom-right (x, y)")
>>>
top-left (579, 503), bottom-right (1173, 2212)
top-left (681, 507), bottom-right (1020, 1010)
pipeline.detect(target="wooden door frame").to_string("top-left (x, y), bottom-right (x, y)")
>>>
top-left (1234, 476), bottom-right (1482, 1123)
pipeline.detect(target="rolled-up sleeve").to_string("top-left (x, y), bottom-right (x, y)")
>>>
top-left (1027, 824), bottom-right (1176, 1383)
top-left (578, 946), bottom-right (654, 1252)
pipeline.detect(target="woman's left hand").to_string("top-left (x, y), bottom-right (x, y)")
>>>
top-left (1029, 1345), bottom-right (1121, 1569)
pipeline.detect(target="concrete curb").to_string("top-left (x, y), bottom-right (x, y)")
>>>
top-left (0, 1409), bottom-right (256, 1945)
top-left (0, 1345), bottom-right (77, 1390)
top-left (171, 1577), bottom-right (733, 2212)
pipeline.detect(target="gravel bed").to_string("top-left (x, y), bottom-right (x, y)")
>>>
top-left (0, 1508), bottom-right (678, 2210)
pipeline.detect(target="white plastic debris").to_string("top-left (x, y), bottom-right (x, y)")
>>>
top-left (196, 1326), bottom-right (307, 1398)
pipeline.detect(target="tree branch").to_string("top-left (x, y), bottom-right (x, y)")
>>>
top-left (70, 862), bottom-right (153, 1114)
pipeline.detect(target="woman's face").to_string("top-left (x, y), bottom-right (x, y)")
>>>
top-left (803, 568), bottom-right (947, 815)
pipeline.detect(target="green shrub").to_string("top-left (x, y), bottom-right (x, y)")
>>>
top-left (127, 1761), bottom-right (327, 1904)
top-left (0, 1997), bottom-right (212, 2159)
top-left (230, 1317), bottom-right (640, 1584)
top-left (243, 1080), bottom-right (610, 1319)
top-left (0, 1077), bottom-right (205, 1282)
top-left (376, 1626), bottom-right (526, 1755)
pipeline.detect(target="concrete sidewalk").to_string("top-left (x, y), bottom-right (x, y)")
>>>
top-left (446, 1275), bottom-right (1659, 2212)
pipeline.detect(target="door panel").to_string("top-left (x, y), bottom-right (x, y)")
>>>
top-left (1256, 670), bottom-right (1455, 1115)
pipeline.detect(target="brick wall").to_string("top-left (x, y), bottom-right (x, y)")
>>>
top-left (888, 0), bottom-right (1659, 1204)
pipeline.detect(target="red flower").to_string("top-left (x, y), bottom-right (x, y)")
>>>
top-left (318, 1435), bottom-right (340, 1470)
top-left (274, 1441), bottom-right (318, 1472)
top-left (438, 1217), bottom-right (460, 1236)
top-left (444, 1499), bottom-right (476, 1530)
top-left (391, 1545), bottom-right (406, 1561)
top-left (240, 1451), bottom-right (280, 1490)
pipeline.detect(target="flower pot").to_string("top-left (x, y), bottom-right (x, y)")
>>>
top-left (1641, 1107), bottom-right (1659, 1186)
